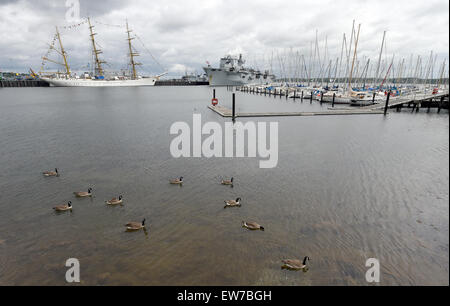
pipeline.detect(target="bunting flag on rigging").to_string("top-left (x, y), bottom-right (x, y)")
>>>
top-left (60, 19), bottom-right (88, 30)
top-left (41, 34), bottom-right (58, 71)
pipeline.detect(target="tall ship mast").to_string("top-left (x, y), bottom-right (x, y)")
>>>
top-left (126, 20), bottom-right (141, 80)
top-left (40, 18), bottom-right (166, 87)
top-left (87, 17), bottom-right (105, 77)
top-left (42, 26), bottom-right (71, 78)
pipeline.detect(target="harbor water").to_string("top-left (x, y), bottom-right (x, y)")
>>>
top-left (0, 86), bottom-right (448, 285)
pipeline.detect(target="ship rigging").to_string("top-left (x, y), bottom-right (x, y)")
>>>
top-left (40, 18), bottom-right (166, 87)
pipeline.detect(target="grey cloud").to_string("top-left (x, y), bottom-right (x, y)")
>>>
top-left (0, 0), bottom-right (448, 78)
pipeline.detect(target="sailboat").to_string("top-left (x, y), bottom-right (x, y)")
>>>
top-left (41, 18), bottom-right (165, 87)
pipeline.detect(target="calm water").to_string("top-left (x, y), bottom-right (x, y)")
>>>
top-left (0, 86), bottom-right (448, 286)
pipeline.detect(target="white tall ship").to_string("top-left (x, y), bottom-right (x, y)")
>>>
top-left (204, 54), bottom-right (275, 86)
top-left (40, 18), bottom-right (165, 87)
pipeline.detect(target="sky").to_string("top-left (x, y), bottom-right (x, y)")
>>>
top-left (0, 0), bottom-right (449, 78)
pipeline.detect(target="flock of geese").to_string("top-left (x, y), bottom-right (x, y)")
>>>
top-left (43, 168), bottom-right (310, 271)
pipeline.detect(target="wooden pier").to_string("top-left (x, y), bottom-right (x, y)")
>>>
top-left (327, 91), bottom-right (449, 114)
top-left (361, 91), bottom-right (449, 112)
top-left (238, 85), bottom-right (449, 114)
top-left (0, 80), bottom-right (49, 87)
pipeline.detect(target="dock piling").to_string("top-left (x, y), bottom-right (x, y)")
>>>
top-left (384, 91), bottom-right (391, 115)
top-left (232, 93), bottom-right (236, 121)
top-left (438, 96), bottom-right (444, 113)
top-left (332, 93), bottom-right (336, 108)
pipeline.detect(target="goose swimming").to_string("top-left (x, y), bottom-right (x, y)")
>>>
top-left (53, 201), bottom-right (72, 212)
top-left (125, 219), bottom-right (146, 231)
top-left (74, 188), bottom-right (93, 198)
top-left (106, 195), bottom-right (123, 205)
top-left (242, 221), bottom-right (264, 231)
top-left (281, 256), bottom-right (310, 271)
top-left (221, 178), bottom-right (234, 186)
top-left (224, 198), bottom-right (242, 208)
top-left (43, 168), bottom-right (59, 177)
top-left (170, 177), bottom-right (184, 185)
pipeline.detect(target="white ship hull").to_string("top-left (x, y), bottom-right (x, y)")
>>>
top-left (41, 77), bottom-right (157, 87)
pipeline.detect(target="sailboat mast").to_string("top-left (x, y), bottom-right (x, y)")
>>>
top-left (438, 59), bottom-right (446, 90)
top-left (55, 26), bottom-right (70, 76)
top-left (375, 31), bottom-right (386, 88)
top-left (87, 17), bottom-right (105, 76)
top-left (338, 33), bottom-right (345, 85)
top-left (348, 24), bottom-right (361, 92)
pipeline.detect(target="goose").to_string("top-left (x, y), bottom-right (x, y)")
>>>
top-left (281, 256), bottom-right (310, 271)
top-left (170, 177), bottom-right (184, 185)
top-left (221, 177), bottom-right (234, 186)
top-left (106, 195), bottom-right (123, 205)
top-left (125, 219), bottom-right (146, 231)
top-left (224, 198), bottom-right (242, 208)
top-left (242, 221), bottom-right (265, 231)
top-left (74, 188), bottom-right (93, 198)
top-left (43, 168), bottom-right (59, 177)
top-left (53, 201), bottom-right (73, 212)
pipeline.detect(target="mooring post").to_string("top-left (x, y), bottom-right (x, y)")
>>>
top-left (372, 93), bottom-right (376, 104)
top-left (213, 89), bottom-right (216, 100)
top-left (232, 93), bottom-right (236, 121)
top-left (438, 96), bottom-right (444, 113)
top-left (301, 91), bottom-right (304, 101)
top-left (320, 91), bottom-right (324, 104)
top-left (310, 92), bottom-right (313, 104)
top-left (332, 93), bottom-right (336, 108)
top-left (293, 90), bottom-right (296, 101)
top-left (384, 91), bottom-right (391, 115)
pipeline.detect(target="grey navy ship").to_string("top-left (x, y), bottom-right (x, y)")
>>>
top-left (203, 54), bottom-right (275, 86)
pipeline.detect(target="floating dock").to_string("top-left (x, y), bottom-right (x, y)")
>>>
top-left (208, 105), bottom-right (385, 118)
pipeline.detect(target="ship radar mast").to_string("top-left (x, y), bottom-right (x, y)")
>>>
top-left (126, 20), bottom-right (142, 80)
top-left (87, 17), bottom-right (106, 76)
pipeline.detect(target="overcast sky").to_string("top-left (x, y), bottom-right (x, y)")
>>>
top-left (0, 0), bottom-right (448, 77)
